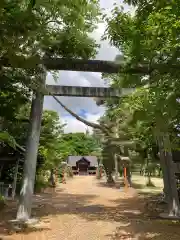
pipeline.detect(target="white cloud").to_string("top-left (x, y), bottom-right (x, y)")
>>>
top-left (62, 112), bottom-right (103, 133)
top-left (43, 0), bottom-right (134, 133)
top-left (44, 96), bottom-right (105, 117)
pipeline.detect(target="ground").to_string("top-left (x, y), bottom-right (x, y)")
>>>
top-left (1, 175), bottom-right (180, 240)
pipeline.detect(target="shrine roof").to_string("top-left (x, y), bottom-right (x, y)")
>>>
top-left (67, 156), bottom-right (98, 167)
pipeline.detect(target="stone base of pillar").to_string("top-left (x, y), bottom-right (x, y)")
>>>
top-left (159, 212), bottom-right (180, 220)
top-left (8, 218), bottom-right (40, 232)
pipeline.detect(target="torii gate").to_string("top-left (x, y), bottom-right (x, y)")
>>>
top-left (3, 56), bottom-right (178, 220)
top-left (15, 58), bottom-right (136, 221)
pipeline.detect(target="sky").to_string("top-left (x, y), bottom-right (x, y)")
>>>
top-left (43, 0), bottom-right (133, 133)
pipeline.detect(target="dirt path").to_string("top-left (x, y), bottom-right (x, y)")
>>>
top-left (1, 176), bottom-right (180, 239)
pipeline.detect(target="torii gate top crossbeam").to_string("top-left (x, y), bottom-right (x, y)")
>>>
top-left (2, 57), bottom-right (178, 74)
top-left (43, 59), bottom-right (180, 74)
top-left (44, 58), bottom-right (122, 73)
top-left (43, 58), bottom-right (152, 74)
top-left (0, 57), bottom-right (155, 74)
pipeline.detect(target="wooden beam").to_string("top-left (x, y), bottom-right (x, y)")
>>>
top-left (1, 56), bottom-right (179, 73)
top-left (43, 58), bottom-right (134, 73)
top-left (43, 59), bottom-right (177, 74)
top-left (46, 85), bottom-right (121, 98)
top-left (0, 57), bottom-right (128, 73)
top-left (0, 56), bottom-right (169, 74)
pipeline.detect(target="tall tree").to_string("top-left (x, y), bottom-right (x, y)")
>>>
top-left (0, 0), bottom-right (101, 220)
top-left (61, 132), bottom-right (100, 156)
top-left (104, 1), bottom-right (180, 216)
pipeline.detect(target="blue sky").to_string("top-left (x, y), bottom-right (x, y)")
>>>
top-left (44, 0), bottom-right (134, 133)
top-left (78, 109), bottom-right (88, 119)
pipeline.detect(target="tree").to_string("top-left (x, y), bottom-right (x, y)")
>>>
top-left (0, 104), bottom-right (66, 172)
top-left (0, 0), bottom-right (101, 124)
top-left (0, 0), bottom-right (101, 220)
top-left (38, 110), bottom-right (65, 169)
top-left (61, 132), bottom-right (100, 157)
top-left (103, 1), bottom-right (180, 216)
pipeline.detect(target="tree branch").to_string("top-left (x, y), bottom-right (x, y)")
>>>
top-left (52, 95), bottom-right (110, 134)
top-left (29, 78), bottom-right (111, 135)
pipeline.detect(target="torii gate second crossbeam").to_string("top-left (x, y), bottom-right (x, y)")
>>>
top-left (46, 85), bottom-right (120, 98)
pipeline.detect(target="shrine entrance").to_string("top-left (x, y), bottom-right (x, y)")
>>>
top-left (76, 157), bottom-right (90, 175)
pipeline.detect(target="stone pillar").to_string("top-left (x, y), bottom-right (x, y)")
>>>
top-left (16, 68), bottom-right (46, 221)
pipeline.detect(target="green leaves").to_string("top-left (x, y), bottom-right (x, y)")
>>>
top-left (61, 132), bottom-right (100, 156)
top-left (0, 0), bottom-right (101, 124)
top-left (38, 110), bottom-right (64, 168)
top-left (0, 131), bottom-right (17, 149)
top-left (0, 0), bottom-right (102, 172)
top-left (103, 0), bottom-right (180, 140)
top-left (29, 0), bottom-right (36, 9)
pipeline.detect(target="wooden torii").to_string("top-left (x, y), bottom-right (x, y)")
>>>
top-left (2, 56), bottom-right (178, 220)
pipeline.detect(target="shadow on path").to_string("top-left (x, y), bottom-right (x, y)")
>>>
top-left (1, 178), bottom-right (180, 239)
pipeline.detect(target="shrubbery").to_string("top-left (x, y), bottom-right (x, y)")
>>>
top-left (96, 167), bottom-right (102, 179)
top-left (34, 174), bottom-right (49, 193)
top-left (0, 195), bottom-right (6, 211)
top-left (66, 166), bottom-right (74, 178)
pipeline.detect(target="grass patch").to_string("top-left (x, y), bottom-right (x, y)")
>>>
top-left (132, 174), bottom-right (163, 194)
top-left (146, 180), bottom-right (156, 187)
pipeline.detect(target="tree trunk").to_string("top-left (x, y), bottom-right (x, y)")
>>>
top-left (0, 165), bottom-right (4, 179)
top-left (157, 136), bottom-right (169, 203)
top-left (158, 133), bottom-right (180, 216)
top-left (145, 156), bottom-right (154, 186)
top-left (158, 167), bottom-right (161, 177)
top-left (107, 173), bottom-right (115, 184)
top-left (140, 164), bottom-right (144, 176)
top-left (102, 143), bottom-right (115, 184)
top-left (113, 124), bottom-right (119, 182)
top-left (164, 136), bottom-right (180, 217)
top-left (124, 146), bottom-right (129, 156)
top-left (12, 160), bottom-right (19, 200)
top-left (147, 173), bottom-right (152, 186)
top-left (103, 158), bottom-right (114, 184)
top-left (114, 153), bottom-right (119, 181)
top-left (16, 69), bottom-right (46, 221)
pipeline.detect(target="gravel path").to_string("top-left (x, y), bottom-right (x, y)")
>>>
top-left (1, 176), bottom-right (180, 240)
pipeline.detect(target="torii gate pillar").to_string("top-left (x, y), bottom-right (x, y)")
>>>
top-left (16, 69), bottom-right (46, 221)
